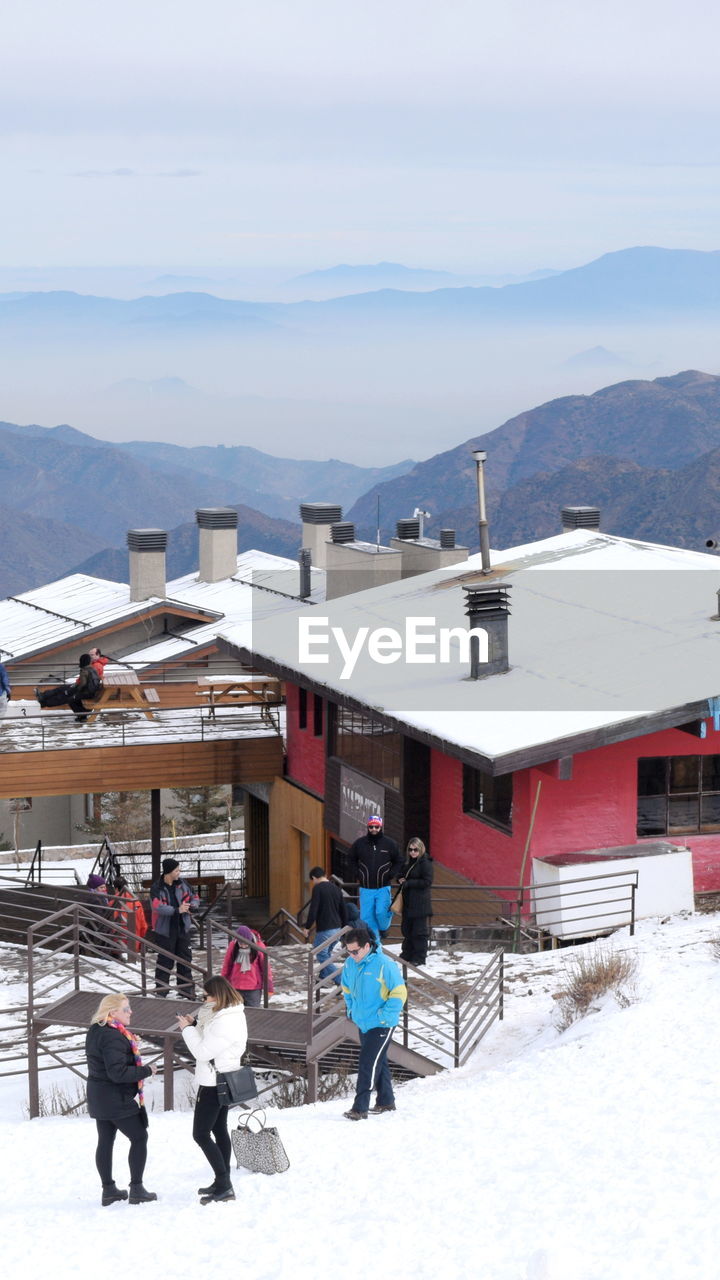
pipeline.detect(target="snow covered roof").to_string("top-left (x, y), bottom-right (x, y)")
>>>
top-left (0, 549), bottom-right (324, 664)
top-left (221, 529), bottom-right (720, 771)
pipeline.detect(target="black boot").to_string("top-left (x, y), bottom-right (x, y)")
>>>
top-left (101, 1182), bottom-right (128, 1206)
top-left (197, 1181), bottom-right (220, 1196)
top-left (200, 1178), bottom-right (235, 1205)
top-left (128, 1182), bottom-right (157, 1203)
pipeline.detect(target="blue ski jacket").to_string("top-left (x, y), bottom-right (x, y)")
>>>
top-left (341, 947), bottom-right (407, 1032)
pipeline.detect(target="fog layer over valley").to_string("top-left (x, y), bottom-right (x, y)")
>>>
top-left (1, 248), bottom-right (719, 462)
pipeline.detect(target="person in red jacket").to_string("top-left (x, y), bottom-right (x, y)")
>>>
top-left (89, 647), bottom-right (110, 680)
top-left (220, 925), bottom-right (274, 1007)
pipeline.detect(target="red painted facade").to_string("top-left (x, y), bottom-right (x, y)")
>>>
top-left (430, 728), bottom-right (720, 893)
top-left (285, 684), bottom-right (326, 797)
top-left (285, 677), bottom-right (720, 893)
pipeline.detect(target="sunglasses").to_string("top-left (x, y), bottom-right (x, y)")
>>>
top-left (346, 947), bottom-right (363, 956)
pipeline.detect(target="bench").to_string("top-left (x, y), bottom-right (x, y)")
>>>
top-left (196, 674), bottom-right (282, 722)
top-left (85, 666), bottom-right (159, 723)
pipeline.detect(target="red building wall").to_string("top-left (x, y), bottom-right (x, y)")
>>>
top-left (430, 726), bottom-right (720, 894)
top-left (285, 683), bottom-right (326, 797)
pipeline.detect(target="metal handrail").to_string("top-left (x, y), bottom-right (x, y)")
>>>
top-left (24, 841), bottom-right (43, 887)
top-left (0, 702), bottom-right (284, 756)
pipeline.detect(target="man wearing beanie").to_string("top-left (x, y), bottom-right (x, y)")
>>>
top-left (348, 815), bottom-right (402, 944)
top-left (150, 858), bottom-right (200, 998)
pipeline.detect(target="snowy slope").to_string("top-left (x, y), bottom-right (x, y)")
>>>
top-left (2, 915), bottom-right (720, 1280)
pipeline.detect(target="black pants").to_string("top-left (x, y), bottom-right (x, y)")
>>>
top-left (37, 684), bottom-right (88, 715)
top-left (400, 915), bottom-right (430, 965)
top-left (192, 1086), bottom-right (231, 1183)
top-left (155, 930), bottom-right (195, 997)
top-left (95, 1113), bottom-right (148, 1186)
top-left (353, 1027), bottom-right (395, 1114)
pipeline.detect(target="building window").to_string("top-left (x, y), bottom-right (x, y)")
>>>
top-left (298, 687), bottom-right (307, 730)
top-left (637, 756), bottom-right (720, 835)
top-left (331, 708), bottom-right (402, 790)
top-left (463, 765), bottom-right (512, 832)
top-left (313, 693), bottom-right (323, 737)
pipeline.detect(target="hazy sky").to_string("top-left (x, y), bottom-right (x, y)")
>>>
top-left (3, 0), bottom-right (720, 274)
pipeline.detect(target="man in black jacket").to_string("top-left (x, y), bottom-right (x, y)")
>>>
top-left (150, 858), bottom-right (200, 997)
top-left (348, 815), bottom-right (402, 943)
top-left (303, 867), bottom-right (346, 985)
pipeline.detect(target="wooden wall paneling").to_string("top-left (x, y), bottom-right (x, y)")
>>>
top-left (0, 738), bottom-right (283, 799)
top-left (268, 777), bottom-right (325, 917)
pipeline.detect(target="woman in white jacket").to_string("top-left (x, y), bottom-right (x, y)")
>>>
top-left (177, 975), bottom-right (247, 1204)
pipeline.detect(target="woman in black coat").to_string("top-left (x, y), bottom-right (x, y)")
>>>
top-left (397, 838), bottom-right (433, 966)
top-left (85, 993), bottom-right (158, 1205)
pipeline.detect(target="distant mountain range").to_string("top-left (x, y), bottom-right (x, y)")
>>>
top-left (0, 423), bottom-right (413, 597)
top-left (347, 369), bottom-right (720, 551)
top-left (286, 261), bottom-right (562, 298)
top-left (5, 365), bottom-right (720, 599)
top-left (1, 249), bottom-right (719, 340)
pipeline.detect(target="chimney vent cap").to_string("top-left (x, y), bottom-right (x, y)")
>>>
top-left (440, 529), bottom-right (456, 548)
top-left (300, 502), bottom-right (343, 525)
top-left (561, 505), bottom-right (601, 530)
top-left (463, 583), bottom-right (512, 615)
top-left (330, 521), bottom-right (355, 544)
top-left (195, 507), bottom-right (238, 530)
top-left (127, 529), bottom-right (168, 552)
top-left (396, 518), bottom-right (421, 541)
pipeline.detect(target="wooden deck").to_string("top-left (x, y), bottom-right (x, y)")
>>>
top-left (0, 736), bottom-right (282, 798)
top-left (29, 987), bottom-right (442, 1114)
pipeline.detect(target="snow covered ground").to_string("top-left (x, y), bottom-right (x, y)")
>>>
top-left (3, 912), bottom-right (720, 1280)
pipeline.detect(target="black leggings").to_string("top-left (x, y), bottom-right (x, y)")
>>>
top-left (95, 1113), bottom-right (148, 1186)
top-left (192, 1085), bottom-right (231, 1181)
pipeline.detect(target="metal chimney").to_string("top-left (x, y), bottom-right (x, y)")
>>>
top-left (561, 506), bottom-right (601, 532)
top-left (463, 583), bottom-right (512, 678)
top-left (471, 450), bottom-right (492, 574)
top-left (298, 548), bottom-right (312, 599)
top-left (127, 529), bottom-right (168, 602)
top-left (440, 529), bottom-right (456, 548)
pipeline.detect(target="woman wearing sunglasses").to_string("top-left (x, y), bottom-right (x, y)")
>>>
top-left (397, 837), bottom-right (433, 966)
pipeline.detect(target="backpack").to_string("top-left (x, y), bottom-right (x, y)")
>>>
top-left (85, 666), bottom-right (101, 695)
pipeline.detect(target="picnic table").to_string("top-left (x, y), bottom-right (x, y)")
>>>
top-left (86, 666), bottom-right (159, 724)
top-left (196, 673), bottom-right (282, 722)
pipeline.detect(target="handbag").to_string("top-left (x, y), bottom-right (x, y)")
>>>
top-left (390, 889), bottom-right (403, 916)
top-left (232, 1108), bottom-right (290, 1176)
top-left (213, 1064), bottom-right (259, 1107)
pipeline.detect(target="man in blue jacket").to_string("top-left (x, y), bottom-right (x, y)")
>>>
top-left (341, 926), bottom-right (407, 1120)
top-left (0, 661), bottom-right (10, 719)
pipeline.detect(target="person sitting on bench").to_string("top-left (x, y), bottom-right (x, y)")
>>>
top-left (35, 653), bottom-right (101, 722)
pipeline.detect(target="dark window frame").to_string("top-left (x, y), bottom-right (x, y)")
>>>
top-left (462, 765), bottom-right (513, 834)
top-left (313, 693), bottom-right (323, 738)
top-left (637, 755), bottom-right (720, 836)
top-left (298, 686), bottom-right (307, 731)
top-left (330, 707), bottom-right (402, 791)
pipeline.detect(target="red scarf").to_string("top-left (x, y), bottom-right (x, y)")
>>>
top-left (107, 1018), bottom-right (146, 1106)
